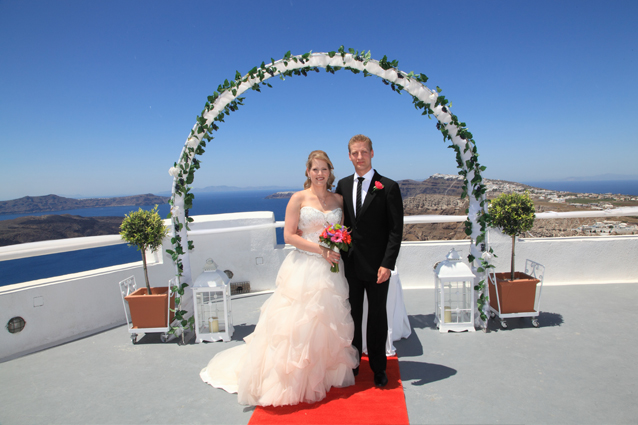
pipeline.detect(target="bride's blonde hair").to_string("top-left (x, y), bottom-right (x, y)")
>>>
top-left (304, 150), bottom-right (335, 190)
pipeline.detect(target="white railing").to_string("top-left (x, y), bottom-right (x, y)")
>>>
top-left (0, 234), bottom-right (125, 261)
top-left (2, 208), bottom-right (638, 362)
top-left (2, 207), bottom-right (638, 261)
top-left (533, 207), bottom-right (638, 220)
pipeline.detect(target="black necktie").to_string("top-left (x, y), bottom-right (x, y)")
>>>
top-left (356, 177), bottom-right (364, 217)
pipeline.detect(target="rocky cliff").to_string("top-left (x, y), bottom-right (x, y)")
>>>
top-left (0, 194), bottom-right (169, 215)
top-left (402, 193), bottom-right (469, 241)
top-left (0, 215), bottom-right (124, 246)
top-left (397, 177), bottom-right (465, 198)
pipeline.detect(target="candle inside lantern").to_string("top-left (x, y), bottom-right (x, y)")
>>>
top-left (444, 306), bottom-right (452, 323)
top-left (209, 317), bottom-right (219, 333)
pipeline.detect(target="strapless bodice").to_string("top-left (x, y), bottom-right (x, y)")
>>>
top-left (297, 207), bottom-right (342, 256)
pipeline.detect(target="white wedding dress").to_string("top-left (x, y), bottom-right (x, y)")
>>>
top-left (200, 207), bottom-right (358, 406)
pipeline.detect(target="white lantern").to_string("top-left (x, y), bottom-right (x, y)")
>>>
top-left (433, 249), bottom-right (476, 333)
top-left (192, 258), bottom-right (234, 343)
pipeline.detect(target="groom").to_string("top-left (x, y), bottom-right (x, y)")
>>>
top-left (336, 134), bottom-right (404, 388)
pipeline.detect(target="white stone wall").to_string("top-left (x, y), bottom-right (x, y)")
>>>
top-left (0, 212), bottom-right (285, 362)
top-left (486, 229), bottom-right (638, 285)
top-left (186, 212), bottom-right (290, 291)
top-left (2, 212), bottom-right (638, 362)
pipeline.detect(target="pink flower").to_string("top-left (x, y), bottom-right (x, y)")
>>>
top-left (319, 223), bottom-right (352, 273)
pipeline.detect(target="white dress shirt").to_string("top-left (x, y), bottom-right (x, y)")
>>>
top-left (352, 168), bottom-right (375, 216)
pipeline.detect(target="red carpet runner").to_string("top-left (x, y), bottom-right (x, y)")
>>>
top-left (248, 356), bottom-right (409, 425)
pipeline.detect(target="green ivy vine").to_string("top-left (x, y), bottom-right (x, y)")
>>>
top-left (167, 46), bottom-right (493, 334)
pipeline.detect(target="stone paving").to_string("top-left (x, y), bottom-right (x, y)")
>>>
top-left (1, 284), bottom-right (637, 424)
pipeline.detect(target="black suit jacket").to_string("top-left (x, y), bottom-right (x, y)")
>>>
top-left (336, 171), bottom-right (404, 282)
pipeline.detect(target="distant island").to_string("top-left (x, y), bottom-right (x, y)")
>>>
top-left (263, 174), bottom-right (638, 241)
top-left (265, 191), bottom-right (296, 199)
top-left (2, 177), bottom-right (636, 247)
top-left (263, 175), bottom-right (533, 199)
top-left (0, 194), bottom-right (169, 215)
top-left (0, 215), bottom-right (124, 247)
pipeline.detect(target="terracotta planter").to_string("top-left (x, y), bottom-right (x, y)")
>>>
top-left (125, 287), bottom-right (175, 329)
top-left (488, 272), bottom-right (540, 314)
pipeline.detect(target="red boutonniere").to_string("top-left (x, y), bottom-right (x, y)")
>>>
top-left (371, 181), bottom-right (384, 192)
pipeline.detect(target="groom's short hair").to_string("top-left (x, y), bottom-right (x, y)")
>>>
top-left (348, 134), bottom-right (372, 152)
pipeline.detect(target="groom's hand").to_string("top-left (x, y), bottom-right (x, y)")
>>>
top-left (377, 266), bottom-right (391, 284)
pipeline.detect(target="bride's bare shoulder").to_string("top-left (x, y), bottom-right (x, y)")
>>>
top-left (288, 189), bottom-right (310, 206)
top-left (291, 189), bottom-right (310, 201)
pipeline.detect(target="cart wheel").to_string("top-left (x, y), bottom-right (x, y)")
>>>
top-left (499, 320), bottom-right (508, 329)
top-left (160, 334), bottom-right (168, 343)
top-left (531, 318), bottom-right (540, 328)
top-left (130, 334), bottom-right (138, 344)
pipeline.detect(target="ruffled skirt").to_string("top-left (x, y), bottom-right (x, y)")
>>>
top-left (200, 250), bottom-right (358, 406)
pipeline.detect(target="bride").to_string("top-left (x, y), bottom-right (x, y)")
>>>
top-left (200, 150), bottom-right (359, 406)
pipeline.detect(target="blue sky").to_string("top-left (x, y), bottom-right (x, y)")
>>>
top-left (1, 0), bottom-right (637, 200)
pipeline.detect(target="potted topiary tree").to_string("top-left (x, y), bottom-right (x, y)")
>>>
top-left (487, 191), bottom-right (540, 314)
top-left (120, 205), bottom-right (173, 328)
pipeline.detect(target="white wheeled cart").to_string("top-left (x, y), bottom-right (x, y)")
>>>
top-left (119, 276), bottom-right (177, 344)
top-left (488, 260), bottom-right (545, 329)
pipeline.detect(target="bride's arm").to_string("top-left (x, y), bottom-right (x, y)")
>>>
top-left (283, 192), bottom-right (336, 262)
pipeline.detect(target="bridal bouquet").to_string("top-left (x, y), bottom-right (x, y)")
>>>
top-left (319, 223), bottom-right (352, 273)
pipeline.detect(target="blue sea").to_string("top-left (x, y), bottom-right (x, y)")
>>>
top-left (0, 190), bottom-right (293, 287)
top-left (2, 181), bottom-right (637, 287)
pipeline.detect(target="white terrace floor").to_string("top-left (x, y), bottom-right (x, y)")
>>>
top-left (2, 283), bottom-right (638, 425)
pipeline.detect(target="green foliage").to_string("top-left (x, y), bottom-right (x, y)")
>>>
top-left (379, 54), bottom-right (399, 70)
top-left (488, 191), bottom-right (535, 280)
top-left (488, 192), bottom-right (536, 237)
top-left (120, 206), bottom-right (168, 294)
top-left (167, 46), bottom-right (495, 327)
top-left (120, 205), bottom-right (168, 253)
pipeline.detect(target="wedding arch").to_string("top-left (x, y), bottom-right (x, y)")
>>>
top-left (166, 47), bottom-right (493, 331)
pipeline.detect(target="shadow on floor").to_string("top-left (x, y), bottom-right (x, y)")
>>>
top-left (394, 314), bottom-right (440, 358)
top-left (485, 311), bottom-right (564, 332)
top-left (134, 332), bottom-right (175, 345)
top-left (230, 324), bottom-right (256, 341)
top-left (134, 324), bottom-right (257, 345)
top-left (398, 360), bottom-right (457, 386)
top-left (408, 313), bottom-right (438, 330)
top-left (394, 327), bottom-right (424, 357)
top-left (405, 311), bottom-right (563, 334)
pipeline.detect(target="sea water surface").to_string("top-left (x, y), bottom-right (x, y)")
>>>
top-left (0, 190), bottom-right (293, 287)
top-left (3, 181), bottom-right (637, 287)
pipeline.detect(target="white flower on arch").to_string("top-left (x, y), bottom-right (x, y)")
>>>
top-left (167, 48), bottom-right (492, 329)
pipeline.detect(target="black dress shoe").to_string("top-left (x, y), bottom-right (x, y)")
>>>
top-left (353, 366), bottom-right (359, 377)
top-left (374, 371), bottom-right (388, 387)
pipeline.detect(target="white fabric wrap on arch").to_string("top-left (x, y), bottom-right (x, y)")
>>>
top-left (171, 51), bottom-right (489, 324)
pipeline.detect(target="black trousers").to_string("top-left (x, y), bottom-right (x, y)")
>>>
top-left (347, 275), bottom-right (389, 374)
